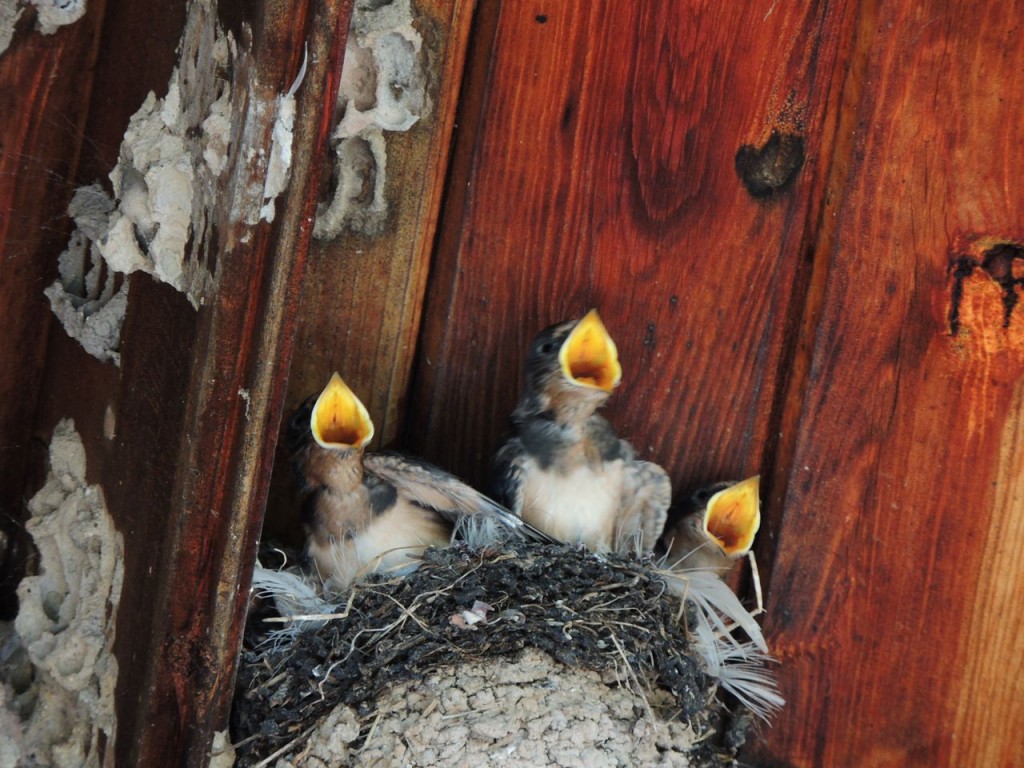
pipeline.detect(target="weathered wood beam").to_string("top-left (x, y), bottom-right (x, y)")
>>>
top-left (759, 1), bottom-right (1024, 765)
top-left (263, 0), bottom-right (477, 545)
top-left (11, 0), bottom-right (353, 764)
top-left (122, 1), bottom-right (355, 763)
top-left (408, 1), bottom-right (850, 507)
top-left (0, 0), bottom-right (115, 617)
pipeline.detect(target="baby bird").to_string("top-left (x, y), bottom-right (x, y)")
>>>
top-left (290, 372), bottom-right (549, 592)
top-left (662, 475), bottom-right (762, 575)
top-left (493, 310), bottom-right (670, 554)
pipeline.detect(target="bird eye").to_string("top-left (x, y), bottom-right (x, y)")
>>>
top-left (694, 488), bottom-right (713, 504)
top-left (539, 341), bottom-right (555, 354)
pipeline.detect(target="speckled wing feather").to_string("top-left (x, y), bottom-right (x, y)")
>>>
top-left (364, 450), bottom-right (555, 544)
top-left (491, 437), bottom-right (527, 516)
top-left (614, 457), bottom-right (671, 555)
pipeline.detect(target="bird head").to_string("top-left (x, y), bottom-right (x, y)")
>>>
top-left (309, 372), bottom-right (375, 450)
top-left (665, 475), bottom-right (762, 572)
top-left (700, 475), bottom-right (761, 559)
top-left (519, 310), bottom-right (622, 419)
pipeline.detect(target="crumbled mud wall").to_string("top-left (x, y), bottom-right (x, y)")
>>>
top-left (0, 420), bottom-right (124, 767)
top-left (42, 0), bottom-right (233, 364)
top-left (30, 0), bottom-right (87, 35)
top-left (314, 0), bottom-right (430, 238)
top-left (45, 0), bottom-right (299, 362)
top-left (0, 0), bottom-right (87, 55)
top-left (0, 0), bottom-right (20, 54)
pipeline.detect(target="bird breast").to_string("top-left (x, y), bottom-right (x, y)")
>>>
top-left (310, 497), bottom-right (451, 591)
top-left (520, 458), bottom-right (625, 551)
top-left (353, 499), bottom-right (451, 570)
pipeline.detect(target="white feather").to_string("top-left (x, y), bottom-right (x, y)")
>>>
top-left (660, 568), bottom-right (767, 652)
top-left (712, 642), bottom-right (785, 721)
top-left (655, 565), bottom-right (782, 721)
top-left (251, 560), bottom-right (334, 647)
top-left (454, 513), bottom-right (513, 549)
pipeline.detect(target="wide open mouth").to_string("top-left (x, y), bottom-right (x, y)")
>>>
top-left (558, 309), bottom-right (622, 392)
top-left (704, 475), bottom-right (761, 556)
top-left (310, 372), bottom-right (375, 449)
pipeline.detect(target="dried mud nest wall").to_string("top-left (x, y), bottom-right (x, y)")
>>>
top-left (232, 543), bottom-right (758, 767)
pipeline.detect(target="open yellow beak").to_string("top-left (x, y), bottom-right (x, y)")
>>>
top-left (310, 372), bottom-right (374, 449)
top-left (704, 475), bottom-right (761, 557)
top-left (558, 309), bottom-right (622, 392)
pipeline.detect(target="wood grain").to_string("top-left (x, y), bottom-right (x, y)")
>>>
top-left (6, 1), bottom-right (1021, 765)
top-left (119, 2), bottom-right (354, 763)
top-left (0, 0), bottom-right (112, 617)
top-left (263, 0), bottom-right (476, 544)
top-left (759, 1), bottom-right (1024, 765)
top-left (408, 1), bottom-right (850, 503)
top-left (13, 0), bottom-right (352, 763)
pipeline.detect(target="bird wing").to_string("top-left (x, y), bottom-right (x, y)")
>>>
top-left (364, 450), bottom-right (556, 544)
top-left (491, 437), bottom-right (529, 515)
top-left (614, 458), bottom-right (671, 556)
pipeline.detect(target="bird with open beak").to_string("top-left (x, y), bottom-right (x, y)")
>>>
top-left (290, 372), bottom-right (551, 592)
top-left (492, 310), bottom-right (671, 554)
top-left (662, 476), bottom-right (762, 575)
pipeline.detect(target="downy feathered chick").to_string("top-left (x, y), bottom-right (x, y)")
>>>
top-left (656, 475), bottom-right (780, 720)
top-left (290, 372), bottom-right (550, 592)
top-left (662, 475), bottom-right (762, 575)
top-left (493, 310), bottom-right (670, 554)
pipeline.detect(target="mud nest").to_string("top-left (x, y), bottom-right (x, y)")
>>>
top-left (231, 542), bottom-right (750, 766)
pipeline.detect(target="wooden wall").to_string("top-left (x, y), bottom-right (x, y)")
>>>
top-left (763, 1), bottom-right (1024, 764)
top-left (404, 2), bottom-right (1024, 766)
top-left (1, 0), bottom-right (354, 764)
top-left (2, 0), bottom-right (1022, 766)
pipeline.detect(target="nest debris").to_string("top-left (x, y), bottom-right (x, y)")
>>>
top-left (232, 541), bottom-right (756, 766)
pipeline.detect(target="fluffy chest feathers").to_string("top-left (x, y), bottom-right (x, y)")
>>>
top-left (351, 499), bottom-right (450, 573)
top-left (519, 457), bottom-right (625, 551)
top-left (307, 488), bottom-right (451, 591)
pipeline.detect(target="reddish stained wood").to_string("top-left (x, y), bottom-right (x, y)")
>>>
top-left (9, 0), bottom-right (351, 764)
top-left (264, 0), bottom-right (476, 544)
top-left (120, 2), bottom-right (355, 764)
top-left (759, 1), bottom-right (1024, 766)
top-left (0, 1), bottom-right (111, 616)
top-left (2, 3), bottom-right (198, 765)
top-left (74, 0), bottom-right (189, 180)
top-left (4, 1), bottom-right (1018, 765)
top-left (409, 1), bottom-right (850, 501)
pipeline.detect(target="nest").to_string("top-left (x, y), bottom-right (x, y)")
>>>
top-left (231, 542), bottom-right (761, 767)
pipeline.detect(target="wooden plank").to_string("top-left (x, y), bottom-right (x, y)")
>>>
top-left (17, 0), bottom-right (352, 764)
top-left (263, 0), bottom-right (476, 544)
top-left (0, 0), bottom-right (113, 617)
top-left (1, 5), bottom-right (202, 765)
top-left (408, 1), bottom-right (851, 506)
top-left (758, 0), bottom-right (1024, 765)
top-left (119, 2), bottom-right (355, 763)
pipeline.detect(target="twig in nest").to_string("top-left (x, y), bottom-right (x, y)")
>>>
top-left (606, 630), bottom-right (654, 722)
top-left (263, 589), bottom-right (358, 624)
top-left (747, 550), bottom-right (764, 618)
top-left (251, 724), bottom-right (317, 768)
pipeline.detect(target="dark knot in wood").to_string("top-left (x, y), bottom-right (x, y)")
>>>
top-left (734, 131), bottom-right (805, 199)
top-left (947, 242), bottom-right (1024, 335)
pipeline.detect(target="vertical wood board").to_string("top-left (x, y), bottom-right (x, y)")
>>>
top-left (409, 1), bottom-right (851, 504)
top-left (0, 0), bottom-right (113, 616)
top-left (760, 1), bottom-right (1024, 765)
top-left (264, 0), bottom-right (476, 545)
top-left (11, 0), bottom-right (355, 764)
